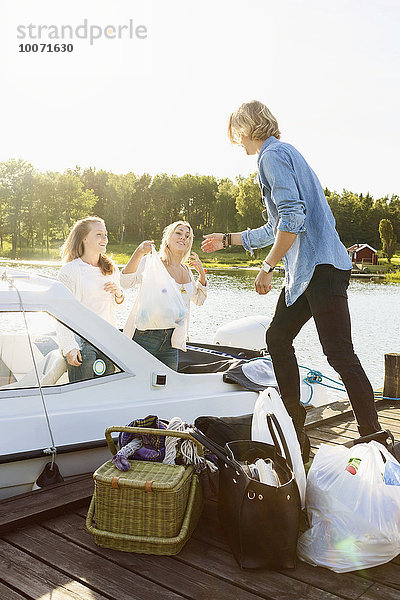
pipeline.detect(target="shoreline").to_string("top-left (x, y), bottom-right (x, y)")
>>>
top-left (0, 257), bottom-right (392, 280)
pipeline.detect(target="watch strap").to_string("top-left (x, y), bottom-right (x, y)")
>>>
top-left (261, 261), bottom-right (274, 273)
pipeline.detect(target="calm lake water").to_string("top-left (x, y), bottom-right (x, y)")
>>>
top-left (2, 260), bottom-right (399, 398)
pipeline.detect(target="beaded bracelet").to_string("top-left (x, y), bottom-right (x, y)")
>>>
top-left (223, 232), bottom-right (232, 249)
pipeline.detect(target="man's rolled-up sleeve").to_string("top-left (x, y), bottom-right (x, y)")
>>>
top-left (241, 222), bottom-right (275, 255)
top-left (260, 150), bottom-right (306, 234)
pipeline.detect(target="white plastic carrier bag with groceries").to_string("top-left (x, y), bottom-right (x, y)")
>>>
top-left (298, 440), bottom-right (400, 572)
top-left (252, 388), bottom-right (306, 508)
top-left (135, 247), bottom-right (188, 331)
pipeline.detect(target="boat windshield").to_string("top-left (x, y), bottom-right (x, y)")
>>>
top-left (0, 311), bottom-right (122, 390)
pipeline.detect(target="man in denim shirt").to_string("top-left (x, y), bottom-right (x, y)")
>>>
top-left (202, 100), bottom-right (381, 459)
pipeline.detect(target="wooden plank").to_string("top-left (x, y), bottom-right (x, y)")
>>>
top-left (356, 562), bottom-right (400, 591)
top-left (378, 411), bottom-right (400, 430)
top-left (0, 474), bottom-right (94, 534)
top-left (43, 512), bottom-right (265, 600)
top-left (305, 399), bottom-right (387, 431)
top-left (390, 555), bottom-right (400, 566)
top-left (2, 525), bottom-right (185, 600)
top-left (359, 582), bottom-right (400, 600)
top-left (308, 430), bottom-right (355, 444)
top-left (195, 508), bottom-right (400, 599)
top-left (178, 536), bottom-right (369, 600)
top-left (308, 435), bottom-right (345, 448)
top-left (190, 512), bottom-right (372, 600)
top-left (305, 400), bottom-right (353, 429)
top-left (317, 424), bottom-right (359, 437)
top-left (317, 420), bottom-right (400, 444)
top-left (378, 409), bottom-right (400, 423)
top-left (0, 581), bottom-right (26, 600)
top-left (49, 510), bottom-right (356, 600)
top-left (375, 410), bottom-right (400, 423)
top-left (0, 538), bottom-right (108, 600)
top-left (314, 417), bottom-right (400, 444)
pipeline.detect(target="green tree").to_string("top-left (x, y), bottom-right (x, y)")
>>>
top-left (32, 172), bottom-right (60, 252)
top-left (388, 194), bottom-right (400, 244)
top-left (214, 179), bottom-right (239, 232)
top-left (80, 168), bottom-right (110, 217)
top-left (105, 173), bottom-right (137, 242)
top-left (379, 218), bottom-right (397, 263)
top-left (0, 159), bottom-right (35, 255)
top-left (176, 174), bottom-right (198, 227)
top-left (235, 173), bottom-right (264, 230)
top-left (56, 172), bottom-right (97, 236)
top-left (150, 174), bottom-right (181, 235)
top-left (130, 173), bottom-right (153, 240)
top-left (182, 175), bottom-right (218, 235)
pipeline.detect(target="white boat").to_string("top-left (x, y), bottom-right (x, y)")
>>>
top-left (0, 268), bottom-right (328, 500)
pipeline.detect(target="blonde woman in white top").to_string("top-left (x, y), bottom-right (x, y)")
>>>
top-left (121, 221), bottom-right (207, 370)
top-left (58, 216), bottom-right (125, 382)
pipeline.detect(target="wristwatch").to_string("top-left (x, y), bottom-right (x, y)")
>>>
top-left (261, 261), bottom-right (274, 273)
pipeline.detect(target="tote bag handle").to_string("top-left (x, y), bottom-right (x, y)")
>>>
top-left (266, 413), bottom-right (294, 472)
top-left (190, 414), bottom-right (293, 472)
top-left (189, 427), bottom-right (238, 470)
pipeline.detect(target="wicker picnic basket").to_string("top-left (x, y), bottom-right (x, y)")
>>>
top-left (86, 426), bottom-right (204, 555)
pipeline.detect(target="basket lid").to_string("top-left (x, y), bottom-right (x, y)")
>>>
top-left (93, 460), bottom-right (190, 490)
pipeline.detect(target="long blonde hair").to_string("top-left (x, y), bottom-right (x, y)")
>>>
top-left (228, 100), bottom-right (281, 144)
top-left (61, 216), bottom-right (115, 275)
top-left (159, 221), bottom-right (193, 265)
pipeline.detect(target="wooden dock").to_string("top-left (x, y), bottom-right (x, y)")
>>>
top-left (1, 401), bottom-right (400, 600)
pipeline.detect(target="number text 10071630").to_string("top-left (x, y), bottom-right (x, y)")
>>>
top-left (18, 43), bottom-right (74, 53)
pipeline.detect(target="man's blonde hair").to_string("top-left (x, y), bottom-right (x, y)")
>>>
top-left (159, 221), bottom-right (193, 265)
top-left (228, 100), bottom-right (281, 144)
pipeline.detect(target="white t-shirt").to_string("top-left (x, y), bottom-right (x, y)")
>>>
top-left (72, 258), bottom-right (118, 326)
top-left (175, 280), bottom-right (194, 309)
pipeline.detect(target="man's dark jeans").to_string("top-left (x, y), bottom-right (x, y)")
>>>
top-left (266, 264), bottom-right (380, 442)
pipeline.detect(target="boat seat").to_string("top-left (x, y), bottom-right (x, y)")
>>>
top-left (0, 334), bottom-right (44, 381)
top-left (4, 348), bottom-right (67, 389)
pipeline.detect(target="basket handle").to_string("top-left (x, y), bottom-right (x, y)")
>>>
top-left (105, 426), bottom-right (203, 457)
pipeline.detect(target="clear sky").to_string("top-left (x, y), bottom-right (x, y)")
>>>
top-left (1, 0), bottom-right (399, 199)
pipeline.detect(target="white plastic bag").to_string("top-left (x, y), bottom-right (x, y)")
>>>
top-left (135, 247), bottom-right (188, 330)
top-left (298, 441), bottom-right (400, 572)
top-left (251, 388), bottom-right (306, 508)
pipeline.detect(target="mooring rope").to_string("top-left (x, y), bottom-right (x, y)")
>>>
top-left (164, 416), bottom-right (217, 471)
top-left (1, 271), bottom-right (57, 466)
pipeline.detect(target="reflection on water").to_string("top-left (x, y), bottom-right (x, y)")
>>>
top-left (1, 261), bottom-right (399, 395)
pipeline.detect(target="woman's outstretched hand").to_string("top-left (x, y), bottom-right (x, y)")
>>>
top-left (201, 233), bottom-right (224, 253)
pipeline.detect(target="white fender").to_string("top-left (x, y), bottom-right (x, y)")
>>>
top-left (213, 315), bottom-right (270, 351)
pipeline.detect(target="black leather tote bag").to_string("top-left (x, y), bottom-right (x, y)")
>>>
top-left (191, 414), bottom-right (301, 569)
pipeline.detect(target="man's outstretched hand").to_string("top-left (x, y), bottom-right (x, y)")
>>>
top-left (201, 233), bottom-right (224, 253)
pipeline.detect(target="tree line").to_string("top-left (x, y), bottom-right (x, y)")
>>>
top-left (0, 158), bottom-right (398, 257)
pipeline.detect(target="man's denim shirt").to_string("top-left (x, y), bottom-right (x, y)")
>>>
top-left (241, 136), bottom-right (352, 306)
